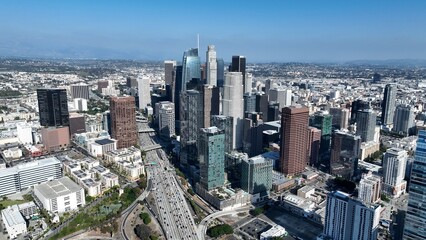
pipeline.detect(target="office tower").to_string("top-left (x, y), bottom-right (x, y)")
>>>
top-left (244, 73), bottom-right (253, 94)
top-left (73, 98), bottom-right (88, 112)
top-left (382, 148), bottom-right (407, 197)
top-left (393, 104), bottom-right (415, 136)
top-left (307, 127), bottom-right (321, 166)
top-left (70, 84), bottom-right (90, 100)
top-left (230, 55), bottom-right (247, 91)
top-left (279, 105), bottom-right (309, 176)
top-left (206, 45), bottom-right (217, 86)
top-left (267, 102), bottom-right (280, 122)
top-left (241, 155), bottom-right (273, 196)
top-left (102, 111), bottom-right (111, 134)
top-left (324, 191), bottom-right (381, 240)
top-left (255, 93), bottom-right (269, 118)
top-left (69, 113), bottom-right (86, 136)
top-left (211, 115), bottom-right (233, 154)
top-left (243, 93), bottom-right (256, 113)
top-left (269, 88), bottom-right (292, 110)
top-left (126, 77), bottom-right (138, 88)
top-left (222, 72), bottom-right (244, 150)
top-left (242, 114), bottom-right (264, 157)
top-left (180, 90), bottom-right (203, 166)
top-left (216, 58), bottom-right (225, 88)
top-left (264, 79), bottom-right (272, 95)
top-left (359, 172), bottom-right (382, 204)
top-left (372, 73), bottom-right (381, 83)
top-left (137, 76), bottom-right (150, 111)
top-left (404, 130), bottom-right (426, 239)
top-left (330, 107), bottom-right (350, 129)
top-left (356, 109), bottom-right (376, 142)
top-left (331, 130), bottom-right (362, 163)
top-left (156, 101), bottom-right (175, 138)
top-left (198, 127), bottom-right (225, 191)
top-left (110, 96), bottom-right (138, 149)
top-left (201, 85), bottom-right (220, 128)
top-left (37, 88), bottom-right (70, 127)
top-left (350, 99), bottom-right (369, 123)
top-left (381, 84), bottom-right (397, 126)
top-left (181, 48), bottom-right (201, 92)
top-left (309, 111), bottom-right (332, 161)
top-left (174, 65), bottom-right (183, 122)
top-left (164, 60), bottom-right (176, 85)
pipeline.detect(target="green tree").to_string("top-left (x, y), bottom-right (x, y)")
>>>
top-left (207, 224), bottom-right (233, 238)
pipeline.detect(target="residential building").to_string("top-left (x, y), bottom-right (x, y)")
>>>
top-left (393, 104), bottom-right (415, 136)
top-left (359, 172), bottom-right (382, 204)
top-left (87, 138), bottom-right (117, 158)
top-left (110, 96), bottom-right (138, 149)
top-left (156, 101), bottom-right (175, 138)
top-left (211, 115), bottom-right (233, 154)
top-left (199, 127), bottom-right (225, 191)
top-left (382, 148), bottom-right (408, 197)
top-left (241, 155), bottom-right (273, 198)
top-left (330, 107), bottom-right (350, 130)
top-left (37, 88), bottom-right (69, 127)
top-left (138, 76), bottom-right (151, 111)
top-left (206, 45), bottom-right (217, 86)
top-left (356, 109), bottom-right (376, 142)
top-left (381, 84), bottom-right (396, 126)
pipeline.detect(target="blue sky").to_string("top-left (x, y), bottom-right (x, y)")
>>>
top-left (0, 0), bottom-right (425, 62)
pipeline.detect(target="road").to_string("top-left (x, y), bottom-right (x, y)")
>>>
top-left (197, 206), bottom-right (251, 240)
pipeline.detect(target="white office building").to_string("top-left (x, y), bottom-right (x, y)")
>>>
top-left (324, 191), bottom-right (380, 240)
top-left (1, 205), bottom-right (27, 239)
top-left (138, 76), bottom-right (151, 111)
top-left (382, 148), bottom-right (407, 197)
top-left (73, 98), bottom-right (88, 112)
top-left (34, 177), bottom-right (85, 213)
top-left (156, 101), bottom-right (175, 138)
top-left (16, 122), bottom-right (33, 145)
top-left (222, 72), bottom-right (244, 149)
top-left (269, 88), bottom-right (292, 110)
top-left (206, 45), bottom-right (217, 86)
top-left (0, 157), bottom-right (62, 196)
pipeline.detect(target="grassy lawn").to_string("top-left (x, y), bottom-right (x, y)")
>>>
top-left (0, 199), bottom-right (29, 208)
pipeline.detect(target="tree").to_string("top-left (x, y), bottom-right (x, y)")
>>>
top-left (134, 224), bottom-right (151, 240)
top-left (207, 224), bottom-right (233, 238)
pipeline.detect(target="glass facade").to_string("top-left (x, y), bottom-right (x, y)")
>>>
top-left (404, 130), bottom-right (426, 239)
top-left (199, 127), bottom-right (225, 191)
top-left (181, 48), bottom-right (201, 92)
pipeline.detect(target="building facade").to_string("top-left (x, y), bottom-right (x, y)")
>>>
top-left (241, 155), bottom-right (273, 197)
top-left (381, 84), bottom-right (396, 126)
top-left (206, 45), bottom-right (217, 86)
top-left (359, 172), bottom-right (382, 204)
top-left (137, 76), bottom-right (151, 111)
top-left (356, 108), bottom-right (376, 142)
top-left (382, 148), bottom-right (407, 197)
top-left (37, 88), bottom-right (69, 127)
top-left (393, 104), bottom-right (415, 136)
top-left (70, 84), bottom-right (90, 100)
top-left (110, 96), bottom-right (138, 149)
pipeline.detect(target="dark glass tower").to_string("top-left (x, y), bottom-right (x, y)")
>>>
top-left (231, 55), bottom-right (246, 90)
top-left (37, 89), bottom-right (69, 127)
top-left (181, 48), bottom-right (201, 92)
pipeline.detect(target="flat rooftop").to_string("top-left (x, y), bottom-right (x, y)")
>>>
top-left (0, 157), bottom-right (60, 178)
top-left (34, 177), bottom-right (82, 199)
top-left (94, 138), bottom-right (115, 145)
top-left (1, 205), bottom-right (26, 227)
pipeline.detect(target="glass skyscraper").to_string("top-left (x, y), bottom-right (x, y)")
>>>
top-left (403, 130), bottom-right (426, 239)
top-left (181, 48), bottom-right (201, 92)
top-left (37, 88), bottom-right (69, 127)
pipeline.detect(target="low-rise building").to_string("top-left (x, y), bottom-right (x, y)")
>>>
top-left (103, 146), bottom-right (142, 164)
top-left (34, 177), bottom-right (85, 213)
top-left (260, 225), bottom-right (287, 240)
top-left (87, 138), bottom-right (117, 158)
top-left (1, 205), bottom-right (27, 239)
top-left (41, 126), bottom-right (70, 152)
top-left (17, 202), bottom-right (38, 218)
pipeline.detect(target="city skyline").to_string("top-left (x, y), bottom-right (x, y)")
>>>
top-left (1, 1), bottom-right (426, 62)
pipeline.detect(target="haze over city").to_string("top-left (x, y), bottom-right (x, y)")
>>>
top-left (1, 0), bottom-right (426, 62)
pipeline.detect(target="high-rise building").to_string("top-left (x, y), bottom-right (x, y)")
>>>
top-left (330, 107), bottom-right (350, 129)
top-left (350, 99), bottom-right (369, 123)
top-left (279, 105), bottom-right (309, 176)
top-left (156, 101), bottom-right (175, 138)
top-left (241, 155), bottom-right (273, 197)
top-left (69, 113), bottom-right (86, 136)
top-left (138, 76), bottom-right (150, 111)
top-left (393, 104), bottom-right (415, 136)
top-left (181, 48), bottom-right (201, 92)
top-left (206, 45), bottom-right (217, 86)
top-left (180, 90), bottom-right (203, 166)
top-left (330, 130), bottom-right (361, 179)
top-left (110, 96), bottom-right (138, 149)
top-left (198, 127), bottom-right (225, 191)
top-left (230, 55), bottom-right (247, 91)
top-left (37, 89), bottom-right (70, 127)
top-left (211, 115), bottom-right (233, 154)
top-left (102, 111), bottom-right (111, 134)
top-left (242, 114), bottom-right (264, 157)
top-left (356, 109), bottom-right (376, 142)
top-left (244, 73), bottom-right (253, 94)
top-left (359, 172), bottom-right (382, 204)
top-left (126, 77), bottom-right (138, 88)
top-left (309, 111), bottom-right (332, 161)
top-left (222, 72), bottom-right (244, 150)
top-left (382, 148), bottom-right (407, 197)
top-left (243, 93), bottom-right (256, 113)
top-left (73, 98), bottom-right (88, 112)
top-left (381, 84), bottom-right (397, 126)
top-left (324, 191), bottom-right (381, 240)
top-left (164, 60), bottom-right (176, 86)
top-left (267, 102), bottom-right (280, 122)
top-left (269, 88), bottom-right (292, 110)
top-left (216, 58), bottom-right (225, 88)
top-left (264, 79), bottom-right (272, 95)
top-left (255, 93), bottom-right (269, 119)
top-left (174, 65), bottom-right (183, 122)
top-left (70, 84), bottom-right (90, 100)
top-left (404, 130), bottom-right (426, 239)
top-left (97, 80), bottom-right (109, 92)
top-left (307, 127), bottom-right (321, 166)
top-left (201, 85), bottom-right (220, 128)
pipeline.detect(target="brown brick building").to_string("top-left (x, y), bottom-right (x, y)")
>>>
top-left (279, 105), bottom-right (309, 176)
top-left (110, 96), bottom-right (138, 149)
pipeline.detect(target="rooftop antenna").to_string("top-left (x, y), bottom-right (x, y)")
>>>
top-left (197, 33), bottom-right (200, 50)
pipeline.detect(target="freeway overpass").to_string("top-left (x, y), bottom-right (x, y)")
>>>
top-left (138, 128), bottom-right (156, 133)
top-left (141, 144), bottom-right (162, 152)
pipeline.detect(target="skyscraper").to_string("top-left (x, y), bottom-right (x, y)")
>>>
top-left (269, 88), bottom-right (292, 110)
top-left (181, 48), bottom-right (201, 92)
top-left (156, 101), bottom-right (175, 139)
top-left (241, 155), bottom-right (273, 197)
top-left (382, 148), bottom-right (407, 197)
top-left (230, 55), bottom-right (247, 91)
top-left (244, 73), bottom-right (253, 94)
top-left (110, 96), bottom-right (138, 149)
top-left (309, 111), bottom-right (332, 161)
top-left (356, 109), bottom-right (376, 142)
top-left (206, 45), bottom-right (217, 86)
top-left (70, 84), bottom-right (90, 100)
top-left (243, 93), bottom-right (256, 113)
top-left (330, 107), bottom-right (350, 129)
top-left (211, 115), bottom-right (233, 154)
top-left (393, 104), bottom-right (415, 136)
top-left (404, 130), bottom-right (426, 239)
top-left (381, 84), bottom-right (397, 126)
top-left (216, 58), bottom-right (225, 88)
top-left (137, 76), bottom-right (150, 111)
top-left (201, 85), bottom-right (220, 128)
top-left (222, 72), bottom-right (244, 150)
top-left (350, 99), bottom-right (369, 123)
top-left (164, 60), bottom-right (176, 86)
top-left (307, 127), bottom-right (321, 166)
top-left (359, 172), bottom-right (382, 204)
top-left (198, 127), bottom-right (225, 191)
top-left (330, 130), bottom-right (361, 179)
top-left (37, 88), bottom-right (70, 127)
top-left (324, 191), bottom-right (381, 240)
top-left (279, 105), bottom-right (309, 176)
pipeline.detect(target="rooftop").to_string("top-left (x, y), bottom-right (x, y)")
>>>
top-left (94, 138), bottom-right (115, 145)
top-left (1, 205), bottom-right (26, 227)
top-left (0, 157), bottom-right (60, 178)
top-left (34, 177), bottom-right (82, 199)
